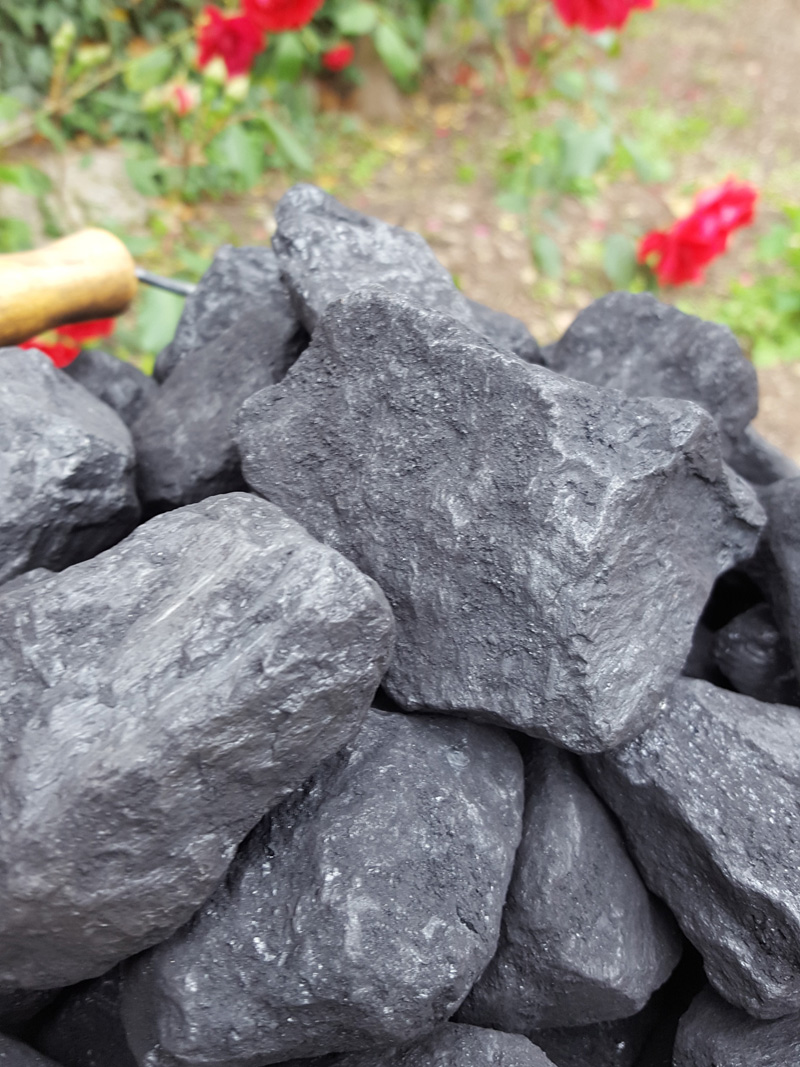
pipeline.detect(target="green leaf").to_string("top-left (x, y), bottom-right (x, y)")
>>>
top-left (124, 47), bottom-right (173, 93)
top-left (34, 113), bottom-right (67, 152)
top-left (270, 33), bottom-right (307, 82)
top-left (0, 163), bottom-right (51, 195)
top-left (602, 233), bottom-right (638, 289)
top-left (258, 114), bottom-right (313, 173)
top-left (0, 94), bottom-right (23, 123)
top-left (134, 286), bottom-right (186, 356)
top-left (559, 122), bottom-right (614, 181)
top-left (531, 233), bottom-right (562, 280)
top-left (0, 216), bottom-right (31, 253)
top-left (552, 70), bottom-right (585, 102)
top-left (211, 124), bottom-right (263, 188)
top-left (374, 22), bottom-right (419, 85)
top-left (334, 1), bottom-right (378, 35)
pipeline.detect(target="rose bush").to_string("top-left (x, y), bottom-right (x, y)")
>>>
top-left (551, 0), bottom-right (653, 32)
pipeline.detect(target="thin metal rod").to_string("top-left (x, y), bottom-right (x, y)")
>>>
top-left (135, 267), bottom-right (196, 297)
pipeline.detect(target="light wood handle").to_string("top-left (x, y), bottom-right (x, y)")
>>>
top-left (0, 228), bottom-right (137, 347)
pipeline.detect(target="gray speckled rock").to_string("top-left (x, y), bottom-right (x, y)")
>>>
top-left (120, 708), bottom-right (523, 1067)
top-left (33, 970), bottom-right (136, 1067)
top-left (458, 743), bottom-right (681, 1031)
top-left (749, 478), bottom-right (800, 681)
top-left (153, 246), bottom-right (294, 382)
top-left (465, 299), bottom-right (542, 364)
top-left (277, 1025), bottom-right (556, 1067)
top-left (714, 605), bottom-right (798, 705)
top-left (547, 292), bottom-right (758, 456)
top-left (0, 1035), bottom-right (62, 1067)
top-left (0, 347), bottom-right (139, 585)
top-left (132, 306), bottom-right (305, 511)
top-left (673, 987), bottom-right (800, 1067)
top-left (584, 677), bottom-right (800, 1019)
top-left (272, 184), bottom-right (484, 333)
top-left (727, 427), bottom-right (800, 487)
top-left (237, 287), bottom-right (763, 752)
top-left (0, 493), bottom-right (393, 990)
top-left (63, 348), bottom-right (157, 427)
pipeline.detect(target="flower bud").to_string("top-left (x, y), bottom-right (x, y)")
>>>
top-left (74, 43), bottom-right (112, 70)
top-left (51, 20), bottom-right (77, 59)
top-left (224, 74), bottom-right (250, 101)
top-left (202, 55), bottom-right (228, 84)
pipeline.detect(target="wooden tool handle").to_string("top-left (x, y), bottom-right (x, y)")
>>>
top-left (0, 228), bottom-right (137, 347)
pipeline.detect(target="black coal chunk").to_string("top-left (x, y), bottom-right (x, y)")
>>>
top-left (63, 348), bottom-right (157, 427)
top-left (153, 245), bottom-right (293, 382)
top-left (585, 677), bottom-right (800, 1019)
top-left (120, 708), bottom-right (523, 1067)
top-left (272, 183), bottom-right (485, 333)
top-left (0, 1034), bottom-right (63, 1066)
top-left (131, 305), bottom-right (305, 511)
top-left (465, 298), bottom-right (543, 363)
top-left (726, 426), bottom-right (800, 487)
top-left (457, 742), bottom-right (681, 1031)
top-left (32, 969), bottom-right (136, 1067)
top-left (673, 987), bottom-right (800, 1066)
top-left (547, 292), bottom-right (758, 457)
top-left (0, 991), bottom-right (60, 1034)
top-left (0, 347), bottom-right (139, 585)
top-left (714, 604), bottom-right (799, 705)
top-left (0, 493), bottom-right (394, 990)
top-left (237, 287), bottom-right (763, 752)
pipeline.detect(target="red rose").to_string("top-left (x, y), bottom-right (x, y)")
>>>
top-left (20, 318), bottom-right (116, 369)
top-left (197, 6), bottom-right (264, 77)
top-left (638, 179), bottom-right (758, 286)
top-left (55, 318), bottom-right (116, 344)
top-left (20, 338), bottom-right (81, 369)
top-left (321, 43), bottom-right (355, 72)
top-left (551, 0), bottom-right (653, 32)
top-left (242, 0), bottom-right (323, 32)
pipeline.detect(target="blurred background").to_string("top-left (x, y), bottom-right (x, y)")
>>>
top-left (2, 0), bottom-right (798, 456)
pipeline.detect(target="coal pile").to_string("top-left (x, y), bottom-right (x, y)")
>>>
top-left (1, 184), bottom-right (800, 1067)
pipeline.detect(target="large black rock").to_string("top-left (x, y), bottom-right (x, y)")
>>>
top-left (585, 677), bottom-right (800, 1019)
top-left (457, 743), bottom-right (681, 1031)
top-left (0, 493), bottom-right (393, 990)
top-left (726, 427), bottom-right (800, 487)
top-left (0, 347), bottom-right (139, 585)
top-left (0, 1034), bottom-right (63, 1067)
top-left (546, 292), bottom-right (758, 457)
top-left (673, 986), bottom-right (800, 1066)
top-left (63, 348), bottom-right (157, 428)
top-left (237, 287), bottom-right (763, 752)
top-left (272, 184), bottom-right (485, 333)
top-left (121, 708), bottom-right (523, 1067)
top-left (465, 298), bottom-right (543, 364)
top-left (132, 305), bottom-right (305, 511)
top-left (713, 604), bottom-right (798, 705)
top-left (32, 970), bottom-right (136, 1067)
top-left (153, 245), bottom-right (295, 382)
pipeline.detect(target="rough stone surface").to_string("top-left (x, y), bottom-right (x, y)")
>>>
top-left (237, 287), bottom-right (763, 751)
top-left (727, 427), bottom-right (800, 487)
top-left (277, 1025), bottom-right (556, 1067)
top-left (33, 970), bottom-right (137, 1067)
top-left (153, 246), bottom-right (296, 382)
top-left (0, 1035), bottom-right (63, 1067)
top-left (0, 347), bottom-right (139, 585)
top-left (63, 348), bottom-right (157, 427)
top-left (132, 306), bottom-right (305, 511)
top-left (584, 677), bottom-right (800, 1019)
top-left (749, 477), bottom-right (800, 681)
top-left (465, 298), bottom-right (543, 364)
top-left (547, 292), bottom-right (758, 456)
top-left (673, 987), bottom-right (800, 1067)
top-left (0, 991), bottom-right (60, 1033)
top-left (272, 184), bottom-right (485, 333)
top-left (0, 493), bottom-right (394, 990)
top-left (528, 1013), bottom-right (656, 1067)
top-left (458, 742), bottom-right (681, 1031)
top-left (121, 708), bottom-right (523, 1067)
top-left (714, 604), bottom-right (799, 705)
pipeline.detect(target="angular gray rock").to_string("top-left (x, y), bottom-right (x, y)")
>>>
top-left (727, 427), bottom-right (800, 487)
top-left (465, 298), bottom-right (543, 364)
top-left (584, 677), bottom-right (800, 1019)
top-left (132, 305), bottom-right (305, 511)
top-left (237, 287), bottom-right (763, 751)
top-left (33, 970), bottom-right (137, 1067)
top-left (674, 987), bottom-right (800, 1067)
top-left (0, 493), bottom-right (393, 989)
top-left (153, 245), bottom-right (298, 382)
top-left (278, 1025), bottom-right (557, 1067)
top-left (0, 1035), bottom-right (63, 1067)
top-left (272, 184), bottom-right (485, 333)
top-left (457, 743), bottom-right (681, 1031)
top-left (63, 348), bottom-right (157, 427)
top-left (0, 347), bottom-right (139, 585)
top-left (546, 292), bottom-right (758, 456)
top-left (714, 604), bottom-right (798, 705)
top-left (121, 708), bottom-right (523, 1067)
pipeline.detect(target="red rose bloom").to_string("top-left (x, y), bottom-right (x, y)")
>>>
top-left (322, 43), bottom-right (355, 72)
top-left (20, 338), bottom-right (81, 368)
top-left (55, 318), bottom-right (115, 344)
top-left (242, 0), bottom-right (323, 32)
top-left (638, 179), bottom-right (758, 286)
top-left (551, 0), bottom-right (653, 32)
top-left (20, 318), bottom-right (116, 369)
top-left (197, 6), bottom-right (264, 77)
